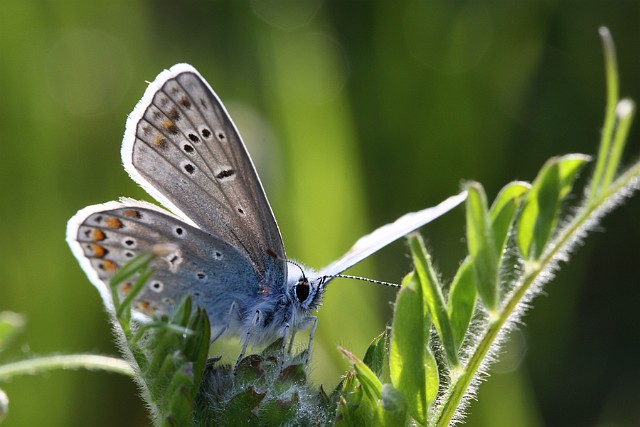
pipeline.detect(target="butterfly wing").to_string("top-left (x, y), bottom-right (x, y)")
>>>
top-left (318, 192), bottom-right (467, 279)
top-left (121, 64), bottom-right (285, 281)
top-left (66, 200), bottom-right (262, 326)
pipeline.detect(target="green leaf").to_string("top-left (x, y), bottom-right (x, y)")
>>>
top-left (260, 392), bottom-right (300, 426)
top-left (115, 261), bottom-right (155, 320)
top-left (408, 234), bottom-right (459, 367)
top-left (449, 182), bottom-right (528, 349)
top-left (466, 182), bottom-right (499, 311)
top-left (390, 273), bottom-right (434, 424)
top-left (490, 181), bottom-right (531, 255)
top-left (335, 371), bottom-right (369, 426)
top-left (517, 154), bottom-right (590, 260)
top-left (379, 384), bottom-right (408, 426)
top-left (222, 386), bottom-right (264, 425)
top-left (339, 347), bottom-right (382, 405)
top-left (447, 259), bottom-right (476, 350)
top-left (108, 252), bottom-right (155, 288)
top-left (363, 330), bottom-right (390, 382)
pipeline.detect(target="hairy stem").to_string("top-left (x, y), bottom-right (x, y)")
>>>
top-left (0, 354), bottom-right (133, 381)
top-left (432, 162), bottom-right (640, 427)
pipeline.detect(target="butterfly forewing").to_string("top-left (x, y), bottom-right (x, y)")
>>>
top-left (318, 192), bottom-right (467, 279)
top-left (122, 64), bottom-right (285, 279)
top-left (68, 201), bottom-right (262, 324)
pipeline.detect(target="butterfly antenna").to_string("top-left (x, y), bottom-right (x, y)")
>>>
top-left (319, 274), bottom-right (400, 288)
top-left (266, 248), bottom-right (308, 282)
top-left (285, 259), bottom-right (308, 282)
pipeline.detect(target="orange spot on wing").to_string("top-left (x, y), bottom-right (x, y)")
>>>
top-left (99, 260), bottom-right (117, 272)
top-left (91, 229), bottom-right (106, 241)
top-left (122, 209), bottom-right (141, 218)
top-left (153, 135), bottom-right (168, 148)
top-left (162, 119), bottom-right (179, 135)
top-left (135, 300), bottom-right (155, 315)
top-left (120, 282), bottom-right (132, 295)
top-left (105, 217), bottom-right (122, 229)
top-left (91, 244), bottom-right (107, 258)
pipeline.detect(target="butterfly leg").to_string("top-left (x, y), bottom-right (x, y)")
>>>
top-left (304, 316), bottom-right (318, 364)
top-left (234, 309), bottom-right (261, 373)
top-left (287, 329), bottom-right (297, 355)
top-left (278, 322), bottom-right (291, 370)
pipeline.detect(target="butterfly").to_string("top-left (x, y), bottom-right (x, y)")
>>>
top-left (66, 63), bottom-right (466, 363)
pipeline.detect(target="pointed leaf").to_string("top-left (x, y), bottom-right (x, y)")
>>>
top-left (447, 259), bottom-right (476, 350)
top-left (466, 182), bottom-right (499, 311)
top-left (490, 181), bottom-right (531, 254)
top-left (363, 330), bottom-right (390, 381)
top-left (408, 234), bottom-right (459, 367)
top-left (340, 347), bottom-right (382, 406)
top-left (390, 273), bottom-right (432, 425)
top-left (558, 154), bottom-right (592, 197)
top-left (447, 183), bottom-right (529, 351)
top-left (518, 155), bottom-right (590, 260)
top-left (490, 181), bottom-right (531, 221)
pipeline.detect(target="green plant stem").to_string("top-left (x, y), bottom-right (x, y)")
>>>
top-left (432, 161), bottom-right (640, 427)
top-left (0, 354), bottom-right (133, 381)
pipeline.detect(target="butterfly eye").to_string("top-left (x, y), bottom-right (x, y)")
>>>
top-left (295, 280), bottom-right (310, 302)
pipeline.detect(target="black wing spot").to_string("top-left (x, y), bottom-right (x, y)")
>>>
top-left (196, 272), bottom-right (207, 280)
top-left (184, 163), bottom-right (195, 174)
top-left (237, 207), bottom-right (245, 215)
top-left (124, 238), bottom-right (136, 247)
top-left (188, 133), bottom-right (200, 143)
top-left (165, 253), bottom-right (182, 270)
top-left (201, 128), bottom-right (212, 138)
top-left (180, 96), bottom-right (192, 109)
top-left (150, 281), bottom-right (164, 292)
top-left (216, 131), bottom-right (226, 141)
top-left (125, 251), bottom-right (134, 258)
top-left (216, 169), bottom-right (235, 180)
top-left (214, 251), bottom-right (223, 259)
top-left (168, 107), bottom-right (180, 121)
top-left (175, 227), bottom-right (184, 236)
top-left (183, 144), bottom-right (194, 153)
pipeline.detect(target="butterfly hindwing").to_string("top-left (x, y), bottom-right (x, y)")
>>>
top-left (121, 64), bottom-right (286, 280)
top-left (66, 200), bottom-right (262, 325)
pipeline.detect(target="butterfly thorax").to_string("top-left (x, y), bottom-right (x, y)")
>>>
top-left (224, 265), bottom-right (323, 347)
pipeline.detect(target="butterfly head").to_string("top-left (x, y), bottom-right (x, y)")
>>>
top-left (287, 261), bottom-right (324, 311)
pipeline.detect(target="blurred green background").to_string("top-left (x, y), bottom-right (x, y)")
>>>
top-left (1, 1), bottom-right (639, 426)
